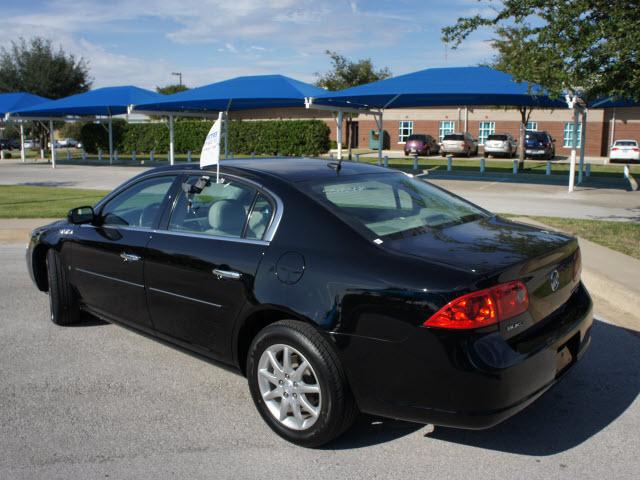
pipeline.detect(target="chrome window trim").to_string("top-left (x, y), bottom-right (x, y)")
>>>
top-left (148, 287), bottom-right (222, 308)
top-left (75, 267), bottom-right (145, 288)
top-left (153, 229), bottom-right (270, 246)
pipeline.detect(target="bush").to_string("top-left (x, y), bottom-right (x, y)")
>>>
top-left (79, 119), bottom-right (330, 156)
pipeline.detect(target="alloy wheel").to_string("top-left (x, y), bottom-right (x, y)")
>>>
top-left (257, 344), bottom-right (322, 431)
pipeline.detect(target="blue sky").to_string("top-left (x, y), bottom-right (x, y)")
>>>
top-left (0, 0), bottom-right (496, 90)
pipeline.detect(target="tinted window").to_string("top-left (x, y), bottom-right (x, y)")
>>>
top-left (304, 173), bottom-right (487, 238)
top-left (407, 134), bottom-right (427, 141)
top-left (615, 141), bottom-right (637, 146)
top-left (169, 176), bottom-right (256, 239)
top-left (526, 132), bottom-right (545, 140)
top-left (101, 176), bottom-right (175, 228)
top-left (443, 134), bottom-right (464, 141)
top-left (487, 134), bottom-right (508, 141)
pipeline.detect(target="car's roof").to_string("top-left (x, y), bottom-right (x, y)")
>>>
top-left (149, 157), bottom-right (393, 182)
top-left (614, 139), bottom-right (637, 143)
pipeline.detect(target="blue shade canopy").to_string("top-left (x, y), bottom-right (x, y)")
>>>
top-left (588, 97), bottom-right (640, 108)
top-left (10, 86), bottom-right (164, 117)
top-left (132, 74), bottom-right (327, 113)
top-left (314, 66), bottom-right (566, 109)
top-left (0, 92), bottom-right (49, 116)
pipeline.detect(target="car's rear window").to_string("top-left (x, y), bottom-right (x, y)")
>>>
top-left (443, 134), bottom-right (464, 141)
top-left (526, 132), bottom-right (545, 140)
top-left (407, 134), bottom-right (427, 141)
top-left (487, 134), bottom-right (508, 141)
top-left (302, 173), bottom-right (487, 239)
top-left (614, 141), bottom-right (637, 146)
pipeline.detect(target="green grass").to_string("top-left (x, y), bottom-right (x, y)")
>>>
top-left (509, 215), bottom-right (640, 260)
top-left (0, 185), bottom-right (109, 218)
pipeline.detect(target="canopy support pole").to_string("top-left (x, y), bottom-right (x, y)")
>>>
top-left (49, 120), bottom-right (56, 169)
top-left (169, 114), bottom-right (175, 165)
top-left (216, 111), bottom-right (223, 183)
top-left (19, 124), bottom-right (25, 163)
top-left (568, 108), bottom-right (579, 192)
top-left (609, 108), bottom-right (616, 156)
top-left (464, 106), bottom-right (468, 132)
top-left (336, 111), bottom-right (343, 160)
top-left (375, 112), bottom-right (384, 165)
top-left (224, 99), bottom-right (232, 160)
top-left (578, 110), bottom-right (587, 184)
top-left (108, 115), bottom-right (114, 165)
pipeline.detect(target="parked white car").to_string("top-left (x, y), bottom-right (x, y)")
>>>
top-left (23, 139), bottom-right (39, 149)
top-left (483, 133), bottom-right (517, 158)
top-left (610, 139), bottom-right (639, 163)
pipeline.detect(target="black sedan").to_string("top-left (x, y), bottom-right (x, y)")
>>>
top-left (26, 158), bottom-right (592, 447)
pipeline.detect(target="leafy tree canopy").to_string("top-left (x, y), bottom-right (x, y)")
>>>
top-left (442, 0), bottom-right (640, 101)
top-left (0, 37), bottom-right (91, 98)
top-left (315, 50), bottom-right (391, 91)
top-left (156, 83), bottom-right (188, 95)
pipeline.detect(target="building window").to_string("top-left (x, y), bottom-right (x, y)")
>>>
top-left (526, 121), bottom-right (538, 131)
top-left (478, 121), bottom-right (495, 145)
top-left (439, 121), bottom-right (455, 141)
top-left (563, 122), bottom-right (582, 148)
top-left (398, 121), bottom-right (413, 143)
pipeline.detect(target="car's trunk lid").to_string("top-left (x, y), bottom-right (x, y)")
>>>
top-left (385, 216), bottom-right (580, 330)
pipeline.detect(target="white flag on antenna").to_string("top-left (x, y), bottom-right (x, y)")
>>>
top-left (200, 116), bottom-right (222, 168)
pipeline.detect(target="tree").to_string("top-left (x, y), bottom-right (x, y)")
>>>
top-left (156, 84), bottom-right (188, 95)
top-left (0, 37), bottom-right (91, 98)
top-left (442, 1), bottom-right (640, 101)
top-left (315, 51), bottom-right (392, 159)
top-left (0, 37), bottom-right (91, 150)
top-left (442, 0), bottom-right (640, 168)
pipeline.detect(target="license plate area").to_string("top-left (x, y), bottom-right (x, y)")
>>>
top-left (556, 333), bottom-right (579, 377)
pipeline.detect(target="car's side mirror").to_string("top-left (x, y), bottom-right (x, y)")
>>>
top-left (68, 206), bottom-right (95, 225)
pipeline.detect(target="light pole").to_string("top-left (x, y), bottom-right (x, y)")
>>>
top-left (172, 72), bottom-right (183, 86)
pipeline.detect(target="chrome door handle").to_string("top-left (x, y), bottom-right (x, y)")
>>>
top-left (213, 269), bottom-right (241, 280)
top-left (120, 253), bottom-right (141, 262)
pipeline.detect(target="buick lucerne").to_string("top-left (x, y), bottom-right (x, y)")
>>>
top-left (27, 158), bottom-right (592, 447)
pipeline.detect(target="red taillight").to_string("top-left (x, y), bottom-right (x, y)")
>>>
top-left (633, 148), bottom-right (639, 152)
top-left (573, 248), bottom-right (582, 282)
top-left (424, 281), bottom-right (529, 329)
top-left (612, 147), bottom-right (619, 151)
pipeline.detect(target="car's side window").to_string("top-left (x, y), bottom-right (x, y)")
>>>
top-left (169, 176), bottom-right (256, 239)
top-left (246, 193), bottom-right (274, 240)
top-left (101, 176), bottom-right (176, 228)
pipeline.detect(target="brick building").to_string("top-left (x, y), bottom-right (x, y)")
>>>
top-left (233, 105), bottom-right (640, 157)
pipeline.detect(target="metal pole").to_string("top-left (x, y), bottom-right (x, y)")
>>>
top-left (464, 106), bottom-right (468, 132)
top-left (217, 111), bottom-right (223, 183)
top-left (108, 115), bottom-right (113, 165)
top-left (49, 120), bottom-right (56, 169)
top-left (19, 124), bottom-right (25, 163)
top-left (169, 114), bottom-right (175, 165)
top-left (578, 110), bottom-right (587, 184)
top-left (377, 112), bottom-right (383, 166)
top-left (336, 111), bottom-right (343, 160)
top-left (568, 107), bottom-right (579, 192)
top-left (457, 107), bottom-right (461, 132)
top-left (224, 112), bottom-right (229, 160)
top-left (609, 108), bottom-right (616, 157)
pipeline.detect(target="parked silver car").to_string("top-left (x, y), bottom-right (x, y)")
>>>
top-left (440, 132), bottom-right (478, 157)
top-left (483, 133), bottom-right (517, 158)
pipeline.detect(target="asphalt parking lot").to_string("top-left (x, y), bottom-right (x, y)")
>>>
top-left (1, 243), bottom-right (639, 479)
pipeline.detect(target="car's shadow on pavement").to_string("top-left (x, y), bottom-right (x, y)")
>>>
top-left (326, 320), bottom-right (639, 453)
top-left (428, 320), bottom-right (639, 455)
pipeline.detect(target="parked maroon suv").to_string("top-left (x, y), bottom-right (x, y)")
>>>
top-left (404, 134), bottom-right (440, 156)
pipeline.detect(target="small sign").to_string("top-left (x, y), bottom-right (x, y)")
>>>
top-left (200, 117), bottom-right (222, 168)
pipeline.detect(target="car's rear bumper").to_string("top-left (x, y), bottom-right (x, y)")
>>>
top-left (334, 283), bottom-right (593, 429)
top-left (484, 146), bottom-right (511, 153)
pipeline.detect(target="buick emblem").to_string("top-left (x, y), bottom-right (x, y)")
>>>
top-left (549, 270), bottom-right (561, 292)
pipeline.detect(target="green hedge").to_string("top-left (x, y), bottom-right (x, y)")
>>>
top-left (80, 119), bottom-right (330, 156)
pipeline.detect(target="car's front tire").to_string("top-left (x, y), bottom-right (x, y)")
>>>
top-left (247, 320), bottom-right (357, 448)
top-left (46, 249), bottom-right (80, 326)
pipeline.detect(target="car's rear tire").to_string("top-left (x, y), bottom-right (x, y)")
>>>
top-left (46, 249), bottom-right (80, 326)
top-left (247, 320), bottom-right (358, 448)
